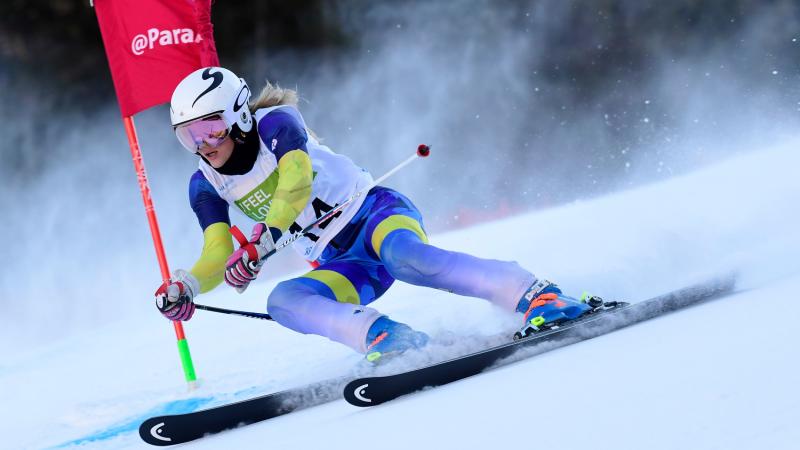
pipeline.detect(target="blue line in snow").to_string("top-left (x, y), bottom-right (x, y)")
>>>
top-left (48, 385), bottom-right (273, 449)
top-left (50, 396), bottom-right (214, 449)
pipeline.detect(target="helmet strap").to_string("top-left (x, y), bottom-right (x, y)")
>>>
top-left (230, 123), bottom-right (248, 145)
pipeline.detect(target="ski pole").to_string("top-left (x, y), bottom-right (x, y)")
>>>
top-left (231, 144), bottom-right (431, 287)
top-left (195, 304), bottom-right (273, 320)
top-left (277, 144), bottom-right (430, 247)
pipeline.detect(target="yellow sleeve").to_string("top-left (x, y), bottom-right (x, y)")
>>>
top-left (264, 149), bottom-right (313, 232)
top-left (189, 222), bottom-right (234, 293)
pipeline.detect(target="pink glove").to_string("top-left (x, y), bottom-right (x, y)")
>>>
top-left (155, 270), bottom-right (200, 321)
top-left (225, 223), bottom-right (279, 292)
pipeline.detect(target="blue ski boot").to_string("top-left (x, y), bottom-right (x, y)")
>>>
top-left (365, 317), bottom-right (429, 364)
top-left (514, 279), bottom-right (594, 340)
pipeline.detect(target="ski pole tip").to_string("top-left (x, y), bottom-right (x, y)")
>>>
top-left (417, 144), bottom-right (431, 157)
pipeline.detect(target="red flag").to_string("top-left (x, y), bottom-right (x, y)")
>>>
top-left (94, 0), bottom-right (219, 117)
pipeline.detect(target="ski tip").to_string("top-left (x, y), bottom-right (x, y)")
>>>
top-left (344, 379), bottom-right (380, 407)
top-left (139, 417), bottom-right (178, 446)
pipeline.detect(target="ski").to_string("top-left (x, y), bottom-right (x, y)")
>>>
top-left (139, 375), bottom-right (353, 446)
top-left (139, 274), bottom-right (736, 445)
top-left (343, 274), bottom-right (737, 407)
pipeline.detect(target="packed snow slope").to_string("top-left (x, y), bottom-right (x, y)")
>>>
top-left (2, 142), bottom-right (799, 450)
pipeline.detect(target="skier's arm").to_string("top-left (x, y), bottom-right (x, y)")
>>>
top-left (190, 222), bottom-right (234, 292)
top-left (264, 149), bottom-right (313, 232)
top-left (258, 108), bottom-right (313, 233)
top-left (188, 170), bottom-right (234, 293)
top-left (221, 151), bottom-right (311, 292)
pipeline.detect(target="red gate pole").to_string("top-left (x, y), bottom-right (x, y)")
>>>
top-left (123, 116), bottom-right (197, 388)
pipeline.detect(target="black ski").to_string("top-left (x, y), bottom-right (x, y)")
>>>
top-left (139, 274), bottom-right (736, 445)
top-left (343, 274), bottom-right (737, 407)
top-left (139, 375), bottom-right (353, 446)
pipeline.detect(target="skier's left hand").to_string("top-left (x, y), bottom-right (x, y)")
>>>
top-left (225, 223), bottom-right (279, 292)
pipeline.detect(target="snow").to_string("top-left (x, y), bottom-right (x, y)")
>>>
top-left (2, 142), bottom-right (799, 450)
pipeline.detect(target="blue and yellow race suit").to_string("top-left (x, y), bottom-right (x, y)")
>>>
top-left (187, 105), bottom-right (535, 352)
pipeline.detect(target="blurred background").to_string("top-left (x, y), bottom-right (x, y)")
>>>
top-left (1, 0), bottom-right (799, 348)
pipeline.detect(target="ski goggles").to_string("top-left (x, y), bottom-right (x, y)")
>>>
top-left (174, 115), bottom-right (231, 153)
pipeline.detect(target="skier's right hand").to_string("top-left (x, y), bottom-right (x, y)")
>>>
top-left (155, 270), bottom-right (200, 321)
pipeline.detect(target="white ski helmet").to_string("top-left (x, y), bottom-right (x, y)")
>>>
top-left (170, 67), bottom-right (253, 151)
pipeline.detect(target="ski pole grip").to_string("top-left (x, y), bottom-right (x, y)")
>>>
top-left (230, 226), bottom-right (249, 246)
top-left (230, 225), bottom-right (261, 261)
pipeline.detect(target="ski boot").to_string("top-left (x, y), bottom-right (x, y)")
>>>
top-left (365, 316), bottom-right (429, 364)
top-left (513, 280), bottom-right (593, 340)
top-left (513, 280), bottom-right (627, 340)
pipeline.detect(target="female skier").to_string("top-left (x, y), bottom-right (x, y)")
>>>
top-left (155, 67), bottom-right (591, 362)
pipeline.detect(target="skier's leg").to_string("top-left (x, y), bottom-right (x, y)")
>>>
top-left (352, 188), bottom-right (535, 311)
top-left (365, 188), bottom-right (590, 326)
top-left (267, 260), bottom-right (426, 356)
top-left (267, 266), bottom-right (382, 353)
top-left (380, 230), bottom-right (591, 327)
top-left (378, 229), bottom-right (536, 312)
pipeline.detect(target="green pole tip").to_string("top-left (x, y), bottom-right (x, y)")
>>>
top-left (176, 339), bottom-right (197, 383)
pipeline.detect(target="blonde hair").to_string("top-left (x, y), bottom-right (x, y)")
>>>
top-left (250, 81), bottom-right (298, 110)
top-left (250, 81), bottom-right (322, 142)
top-left (249, 81), bottom-right (320, 141)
